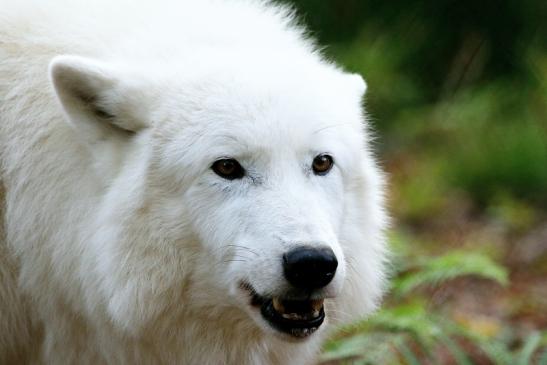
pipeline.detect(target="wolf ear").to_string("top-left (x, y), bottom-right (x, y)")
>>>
top-left (49, 55), bottom-right (148, 142)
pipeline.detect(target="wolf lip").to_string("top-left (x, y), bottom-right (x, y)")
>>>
top-left (240, 282), bottom-right (326, 338)
top-left (260, 297), bottom-right (325, 338)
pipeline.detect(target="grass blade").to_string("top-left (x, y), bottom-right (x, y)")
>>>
top-left (517, 332), bottom-right (541, 365)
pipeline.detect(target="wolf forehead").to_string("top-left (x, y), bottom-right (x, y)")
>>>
top-left (148, 65), bottom-right (368, 159)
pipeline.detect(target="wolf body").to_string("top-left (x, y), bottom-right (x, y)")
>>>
top-left (0, 1), bottom-right (388, 363)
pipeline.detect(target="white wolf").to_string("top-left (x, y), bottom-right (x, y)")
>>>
top-left (0, 0), bottom-right (388, 363)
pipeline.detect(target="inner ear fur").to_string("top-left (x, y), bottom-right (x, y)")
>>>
top-left (49, 55), bottom-right (147, 140)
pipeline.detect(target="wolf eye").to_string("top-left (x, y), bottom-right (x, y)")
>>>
top-left (212, 158), bottom-right (245, 180)
top-left (312, 154), bottom-right (334, 175)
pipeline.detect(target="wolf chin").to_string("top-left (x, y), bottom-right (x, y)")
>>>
top-left (0, 0), bottom-right (389, 363)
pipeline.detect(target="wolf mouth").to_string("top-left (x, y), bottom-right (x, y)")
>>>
top-left (241, 282), bottom-right (325, 338)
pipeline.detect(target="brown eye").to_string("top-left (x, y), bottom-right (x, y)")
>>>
top-left (212, 159), bottom-right (245, 180)
top-left (312, 154), bottom-right (334, 175)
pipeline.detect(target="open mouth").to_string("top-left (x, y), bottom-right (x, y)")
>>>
top-left (241, 283), bottom-right (325, 338)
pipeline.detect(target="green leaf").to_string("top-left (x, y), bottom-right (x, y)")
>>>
top-left (393, 251), bottom-right (509, 297)
top-left (517, 332), bottom-right (541, 365)
top-left (476, 341), bottom-right (514, 365)
top-left (321, 334), bottom-right (371, 361)
top-left (539, 349), bottom-right (547, 365)
top-left (321, 333), bottom-right (403, 364)
top-left (394, 337), bottom-right (422, 365)
top-left (437, 333), bottom-right (473, 365)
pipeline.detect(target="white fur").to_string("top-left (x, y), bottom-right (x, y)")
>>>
top-left (0, 0), bottom-right (389, 363)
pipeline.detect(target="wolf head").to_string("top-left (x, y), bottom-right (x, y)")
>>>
top-left (49, 53), bottom-right (388, 340)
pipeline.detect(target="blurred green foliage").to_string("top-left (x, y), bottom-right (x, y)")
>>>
top-left (320, 243), bottom-right (547, 364)
top-left (287, 0), bottom-right (546, 99)
top-left (286, 0), bottom-right (547, 208)
top-left (283, 1), bottom-right (547, 363)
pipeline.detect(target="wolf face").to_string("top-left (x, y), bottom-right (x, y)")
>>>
top-left (49, 53), bottom-right (386, 341)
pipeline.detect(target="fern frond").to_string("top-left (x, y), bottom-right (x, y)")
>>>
top-left (393, 337), bottom-right (421, 365)
top-left (538, 348), bottom-right (547, 365)
top-left (393, 251), bottom-right (509, 297)
top-left (321, 332), bottom-right (404, 364)
top-left (517, 332), bottom-right (542, 365)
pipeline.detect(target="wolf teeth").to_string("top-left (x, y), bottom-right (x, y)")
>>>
top-left (272, 297), bottom-right (285, 313)
top-left (280, 310), bottom-right (322, 320)
top-left (271, 298), bottom-right (324, 320)
top-left (311, 309), bottom-right (320, 317)
top-left (310, 299), bottom-right (324, 311)
top-left (281, 312), bottom-right (320, 320)
top-left (291, 327), bottom-right (318, 337)
top-left (281, 312), bottom-right (302, 320)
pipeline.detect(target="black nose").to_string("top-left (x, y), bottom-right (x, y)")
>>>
top-left (283, 246), bottom-right (338, 290)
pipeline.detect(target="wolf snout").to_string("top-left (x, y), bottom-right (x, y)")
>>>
top-left (282, 246), bottom-right (338, 290)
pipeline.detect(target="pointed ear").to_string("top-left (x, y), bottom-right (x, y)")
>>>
top-left (49, 55), bottom-right (148, 142)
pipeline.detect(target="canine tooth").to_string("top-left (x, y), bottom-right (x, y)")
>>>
top-left (272, 298), bottom-right (285, 313)
top-left (311, 309), bottom-right (320, 318)
top-left (310, 299), bottom-right (324, 311)
top-left (282, 313), bottom-right (301, 320)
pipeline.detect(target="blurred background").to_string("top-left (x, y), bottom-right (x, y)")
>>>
top-left (281, 1), bottom-right (547, 364)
